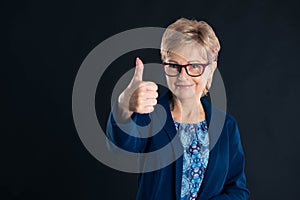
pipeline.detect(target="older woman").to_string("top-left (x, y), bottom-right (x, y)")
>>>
top-left (107, 18), bottom-right (249, 200)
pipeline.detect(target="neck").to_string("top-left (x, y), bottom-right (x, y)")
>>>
top-left (171, 95), bottom-right (205, 123)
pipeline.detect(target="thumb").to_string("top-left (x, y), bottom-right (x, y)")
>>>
top-left (133, 57), bottom-right (144, 81)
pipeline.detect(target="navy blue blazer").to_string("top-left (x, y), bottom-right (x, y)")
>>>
top-left (106, 91), bottom-right (249, 200)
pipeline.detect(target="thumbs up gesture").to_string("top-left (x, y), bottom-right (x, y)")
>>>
top-left (117, 57), bottom-right (158, 121)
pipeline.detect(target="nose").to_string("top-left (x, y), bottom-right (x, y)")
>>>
top-left (178, 66), bottom-right (189, 79)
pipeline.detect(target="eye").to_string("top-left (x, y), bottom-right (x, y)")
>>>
top-left (168, 64), bottom-right (178, 68)
top-left (190, 64), bottom-right (201, 69)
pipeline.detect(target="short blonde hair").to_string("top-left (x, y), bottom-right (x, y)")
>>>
top-left (160, 17), bottom-right (221, 96)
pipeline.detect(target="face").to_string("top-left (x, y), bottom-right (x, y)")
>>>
top-left (164, 44), bottom-right (217, 101)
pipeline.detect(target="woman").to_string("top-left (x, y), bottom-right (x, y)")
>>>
top-left (107, 18), bottom-right (249, 200)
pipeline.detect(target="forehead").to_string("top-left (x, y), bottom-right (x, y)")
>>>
top-left (165, 44), bottom-right (207, 63)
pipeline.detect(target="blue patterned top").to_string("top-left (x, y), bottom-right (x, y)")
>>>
top-left (174, 120), bottom-right (210, 200)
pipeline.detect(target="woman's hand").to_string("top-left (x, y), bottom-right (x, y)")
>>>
top-left (117, 57), bottom-right (158, 121)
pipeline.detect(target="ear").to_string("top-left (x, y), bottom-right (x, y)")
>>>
top-left (211, 60), bottom-right (217, 72)
top-left (206, 60), bottom-right (217, 79)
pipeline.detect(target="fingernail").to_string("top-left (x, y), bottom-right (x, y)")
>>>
top-left (136, 57), bottom-right (139, 66)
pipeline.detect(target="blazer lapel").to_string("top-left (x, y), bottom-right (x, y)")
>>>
top-left (197, 97), bottom-right (226, 199)
top-left (158, 91), bottom-right (183, 200)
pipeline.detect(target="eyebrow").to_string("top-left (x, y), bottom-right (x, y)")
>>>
top-left (167, 59), bottom-right (206, 64)
top-left (167, 59), bottom-right (179, 63)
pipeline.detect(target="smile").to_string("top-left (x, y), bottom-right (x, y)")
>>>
top-left (175, 84), bottom-right (194, 88)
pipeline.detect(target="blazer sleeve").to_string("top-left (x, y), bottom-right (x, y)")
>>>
top-left (209, 117), bottom-right (250, 200)
top-left (106, 102), bottom-right (150, 153)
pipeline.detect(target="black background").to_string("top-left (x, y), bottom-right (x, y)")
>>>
top-left (2, 0), bottom-right (300, 199)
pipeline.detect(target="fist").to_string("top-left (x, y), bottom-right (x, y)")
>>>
top-left (118, 57), bottom-right (158, 115)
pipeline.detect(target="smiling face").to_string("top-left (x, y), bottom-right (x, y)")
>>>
top-left (164, 44), bottom-right (217, 101)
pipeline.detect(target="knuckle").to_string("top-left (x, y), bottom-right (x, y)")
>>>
top-left (149, 106), bottom-right (154, 113)
top-left (139, 91), bottom-right (145, 97)
top-left (136, 98), bottom-right (143, 106)
top-left (136, 91), bottom-right (143, 99)
top-left (136, 105), bottom-right (143, 113)
top-left (153, 92), bottom-right (158, 98)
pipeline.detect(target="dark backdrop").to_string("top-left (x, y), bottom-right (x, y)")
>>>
top-left (2, 0), bottom-right (300, 199)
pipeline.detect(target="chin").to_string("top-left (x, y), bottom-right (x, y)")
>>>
top-left (173, 90), bottom-right (198, 100)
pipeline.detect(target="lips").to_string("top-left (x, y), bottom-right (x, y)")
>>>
top-left (175, 84), bottom-right (194, 88)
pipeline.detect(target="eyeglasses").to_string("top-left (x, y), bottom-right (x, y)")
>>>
top-left (162, 62), bottom-right (211, 77)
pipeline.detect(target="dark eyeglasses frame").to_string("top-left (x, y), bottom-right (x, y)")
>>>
top-left (162, 62), bottom-right (211, 77)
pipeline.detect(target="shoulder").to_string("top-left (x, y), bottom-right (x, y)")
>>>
top-left (222, 112), bottom-right (244, 149)
top-left (216, 108), bottom-right (240, 137)
top-left (202, 97), bottom-right (238, 130)
top-left (224, 113), bottom-right (238, 129)
top-left (201, 97), bottom-right (240, 141)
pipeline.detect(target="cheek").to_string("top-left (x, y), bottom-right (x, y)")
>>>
top-left (196, 70), bottom-right (212, 86)
top-left (194, 78), bottom-right (207, 91)
top-left (166, 76), bottom-right (175, 89)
